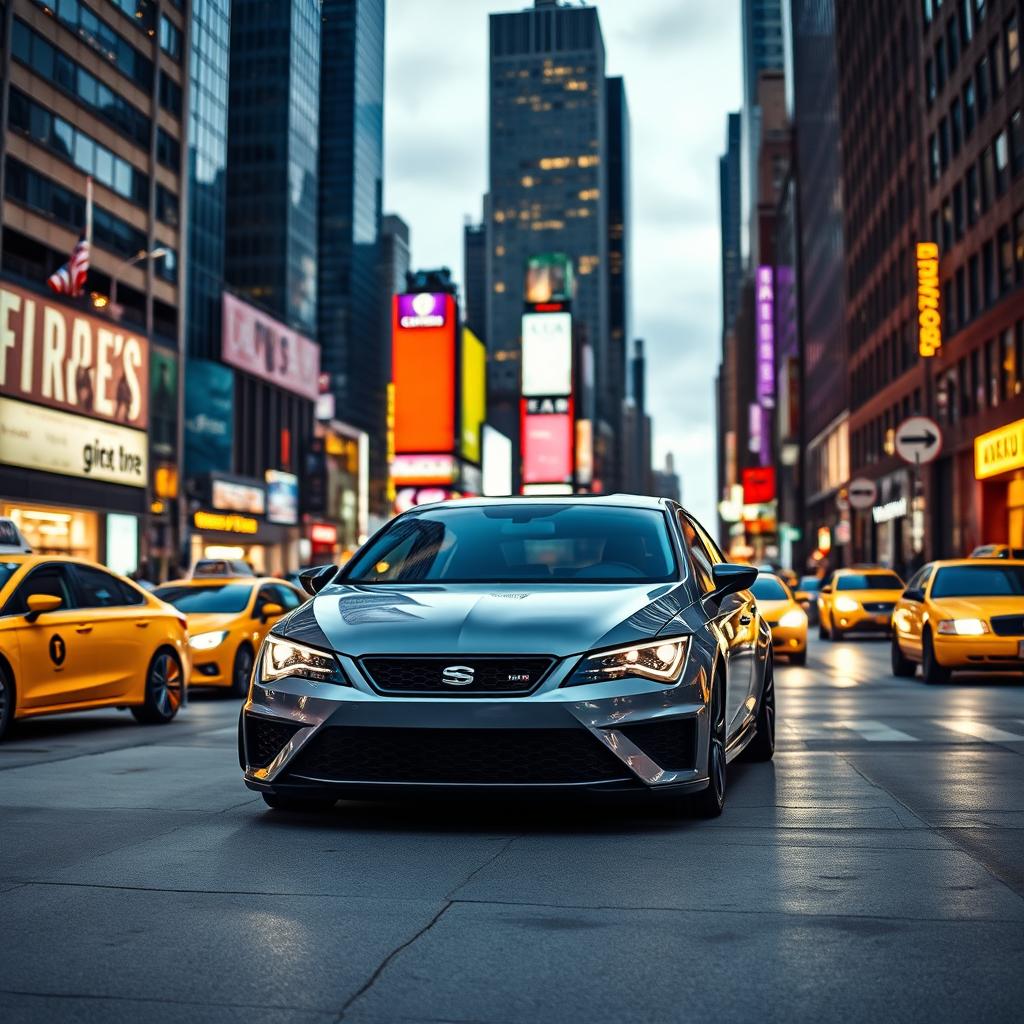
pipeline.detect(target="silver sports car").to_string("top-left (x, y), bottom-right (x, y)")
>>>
top-left (239, 495), bottom-right (774, 817)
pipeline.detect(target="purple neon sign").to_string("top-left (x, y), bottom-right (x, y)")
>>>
top-left (755, 266), bottom-right (775, 409)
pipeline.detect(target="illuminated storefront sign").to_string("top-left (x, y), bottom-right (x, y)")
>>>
top-left (916, 242), bottom-right (942, 356)
top-left (390, 453), bottom-right (457, 484)
top-left (522, 407), bottom-right (573, 485)
top-left (193, 510), bottom-right (259, 534)
top-left (0, 281), bottom-right (149, 428)
top-left (974, 417), bottom-right (1024, 479)
top-left (0, 396), bottom-right (146, 487)
top-left (521, 312), bottom-right (572, 396)
top-left (309, 522), bottom-right (338, 546)
top-left (397, 292), bottom-right (447, 328)
top-left (211, 478), bottom-right (265, 514)
top-left (755, 266), bottom-right (774, 407)
top-left (872, 497), bottom-right (908, 523)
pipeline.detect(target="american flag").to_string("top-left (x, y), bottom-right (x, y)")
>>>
top-left (47, 234), bottom-right (90, 297)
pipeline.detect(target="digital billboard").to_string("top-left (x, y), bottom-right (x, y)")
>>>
top-left (461, 326), bottom-right (486, 463)
top-left (265, 469), bottom-right (299, 525)
top-left (482, 425), bottom-right (513, 496)
top-left (525, 253), bottom-right (573, 304)
top-left (522, 400), bottom-right (573, 485)
top-left (755, 266), bottom-right (774, 407)
top-left (392, 292), bottom-right (457, 454)
top-left (521, 312), bottom-right (572, 397)
top-left (184, 360), bottom-right (234, 477)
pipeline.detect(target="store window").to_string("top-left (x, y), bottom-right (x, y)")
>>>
top-left (2, 505), bottom-right (98, 560)
top-left (1001, 327), bottom-right (1019, 399)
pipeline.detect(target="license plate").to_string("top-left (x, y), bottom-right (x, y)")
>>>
top-left (875, 615), bottom-right (889, 624)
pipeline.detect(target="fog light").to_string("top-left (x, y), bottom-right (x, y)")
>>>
top-left (840, 618), bottom-right (849, 626)
top-left (198, 663), bottom-right (219, 676)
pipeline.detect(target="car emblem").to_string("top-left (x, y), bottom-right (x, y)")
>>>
top-left (441, 665), bottom-right (475, 686)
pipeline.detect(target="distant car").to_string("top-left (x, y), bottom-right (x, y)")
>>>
top-left (970, 544), bottom-right (1024, 560)
top-left (818, 568), bottom-right (905, 640)
top-left (891, 559), bottom-right (1024, 683)
top-left (191, 559), bottom-right (256, 578)
top-left (752, 572), bottom-right (807, 665)
top-left (154, 578), bottom-right (305, 696)
top-left (0, 555), bottom-right (189, 741)
top-left (756, 563), bottom-right (798, 589)
top-left (0, 517), bottom-right (32, 554)
top-left (794, 575), bottom-right (822, 624)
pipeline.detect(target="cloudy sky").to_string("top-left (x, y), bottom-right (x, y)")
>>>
top-left (383, 0), bottom-right (742, 527)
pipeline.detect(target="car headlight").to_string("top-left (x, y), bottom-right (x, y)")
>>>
top-left (259, 635), bottom-right (349, 685)
top-left (778, 609), bottom-right (806, 628)
top-left (564, 637), bottom-right (689, 687)
top-left (834, 596), bottom-right (859, 613)
top-left (936, 618), bottom-right (989, 636)
top-left (189, 630), bottom-right (228, 651)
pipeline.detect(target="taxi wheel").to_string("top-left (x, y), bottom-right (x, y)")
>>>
top-left (0, 663), bottom-right (14, 741)
top-left (818, 621), bottom-right (830, 640)
top-left (830, 625), bottom-right (845, 642)
top-left (922, 630), bottom-right (952, 685)
top-left (230, 645), bottom-right (255, 698)
top-left (891, 636), bottom-right (917, 678)
top-left (132, 649), bottom-right (184, 724)
top-left (790, 649), bottom-right (807, 667)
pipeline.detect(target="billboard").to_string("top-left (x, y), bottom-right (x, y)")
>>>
top-left (185, 360), bottom-right (234, 477)
top-left (222, 292), bottom-right (320, 401)
top-left (742, 466), bottom-right (776, 505)
top-left (150, 347), bottom-right (177, 459)
top-left (755, 266), bottom-right (774, 407)
top-left (482, 425), bottom-right (513, 496)
top-left (392, 292), bottom-right (457, 454)
top-left (521, 312), bottom-right (572, 396)
top-left (0, 281), bottom-right (148, 428)
top-left (265, 469), bottom-right (299, 525)
top-left (525, 253), bottom-right (573, 304)
top-left (522, 401), bottom-right (573, 485)
top-left (461, 327), bottom-right (486, 463)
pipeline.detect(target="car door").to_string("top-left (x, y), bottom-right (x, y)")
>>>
top-left (899, 565), bottom-right (934, 658)
top-left (678, 513), bottom-right (753, 738)
top-left (5, 562), bottom-right (94, 709)
top-left (69, 564), bottom-right (150, 702)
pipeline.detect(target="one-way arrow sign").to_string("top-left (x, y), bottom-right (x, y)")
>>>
top-left (894, 416), bottom-right (942, 466)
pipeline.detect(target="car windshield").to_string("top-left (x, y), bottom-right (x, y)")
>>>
top-left (343, 504), bottom-right (678, 584)
top-left (797, 576), bottom-right (820, 591)
top-left (931, 565), bottom-right (1024, 598)
top-left (0, 562), bottom-right (20, 592)
top-left (751, 576), bottom-right (789, 601)
top-left (154, 583), bottom-right (253, 613)
top-left (836, 572), bottom-right (903, 591)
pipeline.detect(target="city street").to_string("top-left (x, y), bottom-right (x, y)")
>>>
top-left (1, 638), bottom-right (1023, 1023)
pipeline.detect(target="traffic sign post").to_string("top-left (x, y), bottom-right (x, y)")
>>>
top-left (847, 477), bottom-right (877, 510)
top-left (894, 416), bottom-right (942, 557)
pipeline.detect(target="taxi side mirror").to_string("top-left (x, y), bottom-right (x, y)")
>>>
top-left (903, 587), bottom-right (924, 603)
top-left (821, 585), bottom-right (832, 595)
top-left (258, 602), bottom-right (284, 622)
top-left (26, 593), bottom-right (63, 622)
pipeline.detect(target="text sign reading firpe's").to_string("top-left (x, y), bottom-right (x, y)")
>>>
top-left (916, 242), bottom-right (941, 357)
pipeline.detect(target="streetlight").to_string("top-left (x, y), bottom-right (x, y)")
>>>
top-left (106, 247), bottom-right (169, 312)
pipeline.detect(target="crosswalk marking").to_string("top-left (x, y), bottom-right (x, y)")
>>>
top-left (940, 720), bottom-right (1024, 743)
top-left (832, 720), bottom-right (917, 742)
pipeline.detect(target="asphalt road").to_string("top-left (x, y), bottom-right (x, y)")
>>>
top-left (2, 637), bottom-right (1023, 1023)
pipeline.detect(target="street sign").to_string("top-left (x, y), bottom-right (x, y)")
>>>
top-left (894, 416), bottom-right (942, 465)
top-left (847, 477), bottom-right (878, 510)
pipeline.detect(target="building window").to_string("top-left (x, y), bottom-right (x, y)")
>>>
top-left (995, 130), bottom-right (1010, 193)
top-left (988, 336), bottom-right (1001, 406)
top-left (967, 163), bottom-right (980, 223)
top-left (969, 251), bottom-right (982, 311)
top-left (948, 14), bottom-right (960, 71)
top-left (1002, 327), bottom-right (1019, 399)
top-left (156, 127), bottom-right (181, 172)
top-left (964, 79), bottom-right (976, 137)
top-left (159, 15), bottom-right (182, 61)
top-left (158, 72), bottom-right (182, 118)
top-left (929, 134), bottom-right (940, 182)
top-left (981, 145), bottom-right (996, 210)
top-left (939, 117), bottom-right (950, 169)
top-left (998, 223), bottom-right (1014, 292)
top-left (951, 98), bottom-right (963, 155)
top-left (962, 0), bottom-right (974, 43)
top-left (1015, 209), bottom-right (1024, 281)
top-left (926, 58), bottom-right (936, 104)
top-left (942, 195), bottom-right (954, 250)
top-left (1007, 15), bottom-right (1021, 76)
top-left (983, 238), bottom-right (996, 306)
top-left (991, 37), bottom-right (1006, 96)
top-left (977, 56), bottom-right (990, 114)
top-left (156, 184), bottom-right (178, 227)
top-left (936, 39), bottom-right (947, 90)
top-left (953, 181), bottom-right (965, 240)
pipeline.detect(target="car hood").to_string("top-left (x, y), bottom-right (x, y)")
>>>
top-left (182, 611), bottom-right (243, 634)
top-left (282, 581), bottom-right (694, 658)
top-left (930, 596), bottom-right (1024, 619)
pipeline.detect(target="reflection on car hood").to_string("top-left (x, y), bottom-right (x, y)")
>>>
top-left (293, 582), bottom-right (693, 658)
top-left (182, 611), bottom-right (243, 633)
top-left (930, 595), bottom-right (1024, 618)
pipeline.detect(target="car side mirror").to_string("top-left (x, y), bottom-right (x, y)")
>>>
top-left (259, 602), bottom-right (284, 622)
top-left (903, 587), bottom-right (924, 603)
top-left (821, 585), bottom-right (832, 595)
top-left (26, 593), bottom-right (63, 622)
top-left (708, 563), bottom-right (759, 602)
top-left (299, 564), bottom-right (335, 596)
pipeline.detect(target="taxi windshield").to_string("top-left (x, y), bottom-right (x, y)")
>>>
top-left (797, 576), bottom-right (821, 591)
top-left (154, 583), bottom-right (253, 613)
top-left (836, 573), bottom-right (903, 591)
top-left (751, 576), bottom-right (789, 601)
top-left (931, 565), bottom-right (1024, 598)
top-left (0, 562), bottom-right (20, 592)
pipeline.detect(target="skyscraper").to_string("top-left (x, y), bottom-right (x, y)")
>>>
top-left (719, 112), bottom-right (742, 334)
top-left (318, 0), bottom-right (387, 510)
top-left (463, 218), bottom-right (487, 342)
top-left (487, 0), bottom-right (609, 481)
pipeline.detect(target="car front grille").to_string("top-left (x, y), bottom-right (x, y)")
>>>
top-left (991, 614), bottom-right (1024, 637)
top-left (245, 715), bottom-right (302, 769)
top-left (616, 718), bottom-right (697, 771)
top-left (863, 602), bottom-right (895, 614)
top-left (360, 656), bottom-right (555, 697)
top-left (286, 726), bottom-right (632, 785)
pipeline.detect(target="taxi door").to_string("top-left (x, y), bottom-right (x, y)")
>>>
top-left (7, 562), bottom-right (95, 709)
top-left (898, 565), bottom-right (934, 659)
top-left (252, 583), bottom-right (300, 646)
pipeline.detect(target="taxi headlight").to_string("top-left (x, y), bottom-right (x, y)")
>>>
top-left (189, 630), bottom-right (228, 651)
top-left (778, 609), bottom-right (807, 629)
top-left (259, 635), bottom-right (349, 685)
top-left (564, 637), bottom-right (688, 686)
top-left (834, 596), bottom-right (860, 613)
top-left (936, 618), bottom-right (989, 636)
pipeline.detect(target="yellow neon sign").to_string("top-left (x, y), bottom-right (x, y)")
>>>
top-left (193, 511), bottom-right (259, 534)
top-left (974, 417), bottom-right (1024, 479)
top-left (916, 242), bottom-right (941, 357)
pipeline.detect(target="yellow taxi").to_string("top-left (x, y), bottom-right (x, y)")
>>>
top-left (891, 559), bottom-right (1024, 683)
top-left (751, 571), bottom-right (808, 665)
top-left (153, 577), bottom-right (305, 696)
top-left (818, 567), bottom-right (905, 641)
top-left (970, 544), bottom-right (1024, 559)
top-left (0, 553), bottom-right (189, 741)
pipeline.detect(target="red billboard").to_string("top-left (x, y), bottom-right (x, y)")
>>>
top-left (392, 293), bottom-right (457, 454)
top-left (742, 466), bottom-right (776, 505)
top-left (522, 397), bottom-right (574, 485)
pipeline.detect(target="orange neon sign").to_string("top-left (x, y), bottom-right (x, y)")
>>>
top-left (916, 242), bottom-right (941, 357)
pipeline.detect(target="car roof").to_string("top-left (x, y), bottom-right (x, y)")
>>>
top-left (157, 576), bottom-right (295, 588)
top-left (403, 493), bottom-right (674, 513)
top-left (928, 558), bottom-right (1024, 567)
top-left (834, 566), bottom-right (899, 575)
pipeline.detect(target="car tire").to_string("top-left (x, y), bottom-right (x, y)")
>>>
top-left (689, 671), bottom-right (727, 818)
top-left (790, 649), bottom-right (807, 667)
top-left (891, 635), bottom-right (917, 678)
top-left (830, 625), bottom-right (844, 641)
top-left (0, 662), bottom-right (14, 742)
top-left (922, 629), bottom-right (951, 685)
top-left (743, 655), bottom-right (775, 762)
top-left (230, 645), bottom-right (255, 699)
top-left (261, 792), bottom-right (336, 813)
top-left (818, 621), bottom-right (830, 640)
top-left (131, 648), bottom-right (184, 724)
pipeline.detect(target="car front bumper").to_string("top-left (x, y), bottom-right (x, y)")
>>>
top-left (830, 607), bottom-right (894, 633)
top-left (933, 632), bottom-right (1024, 670)
top-left (240, 649), bottom-right (715, 796)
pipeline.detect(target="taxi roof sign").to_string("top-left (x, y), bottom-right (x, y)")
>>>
top-left (0, 517), bottom-right (32, 553)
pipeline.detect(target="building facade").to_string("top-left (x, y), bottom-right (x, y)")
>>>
top-left (463, 216), bottom-right (487, 342)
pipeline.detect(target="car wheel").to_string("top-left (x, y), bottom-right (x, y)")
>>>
top-left (743, 655), bottom-right (775, 762)
top-left (891, 635), bottom-right (917, 678)
top-left (230, 645), bottom-right (255, 698)
top-left (830, 625), bottom-right (844, 641)
top-left (818, 620), bottom-right (830, 640)
top-left (689, 672), bottom-right (727, 817)
top-left (261, 792), bottom-right (337, 813)
top-left (131, 649), bottom-right (184, 724)
top-left (790, 648), bottom-right (807, 667)
top-left (0, 663), bottom-right (14, 742)
top-left (922, 629), bottom-right (951, 685)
